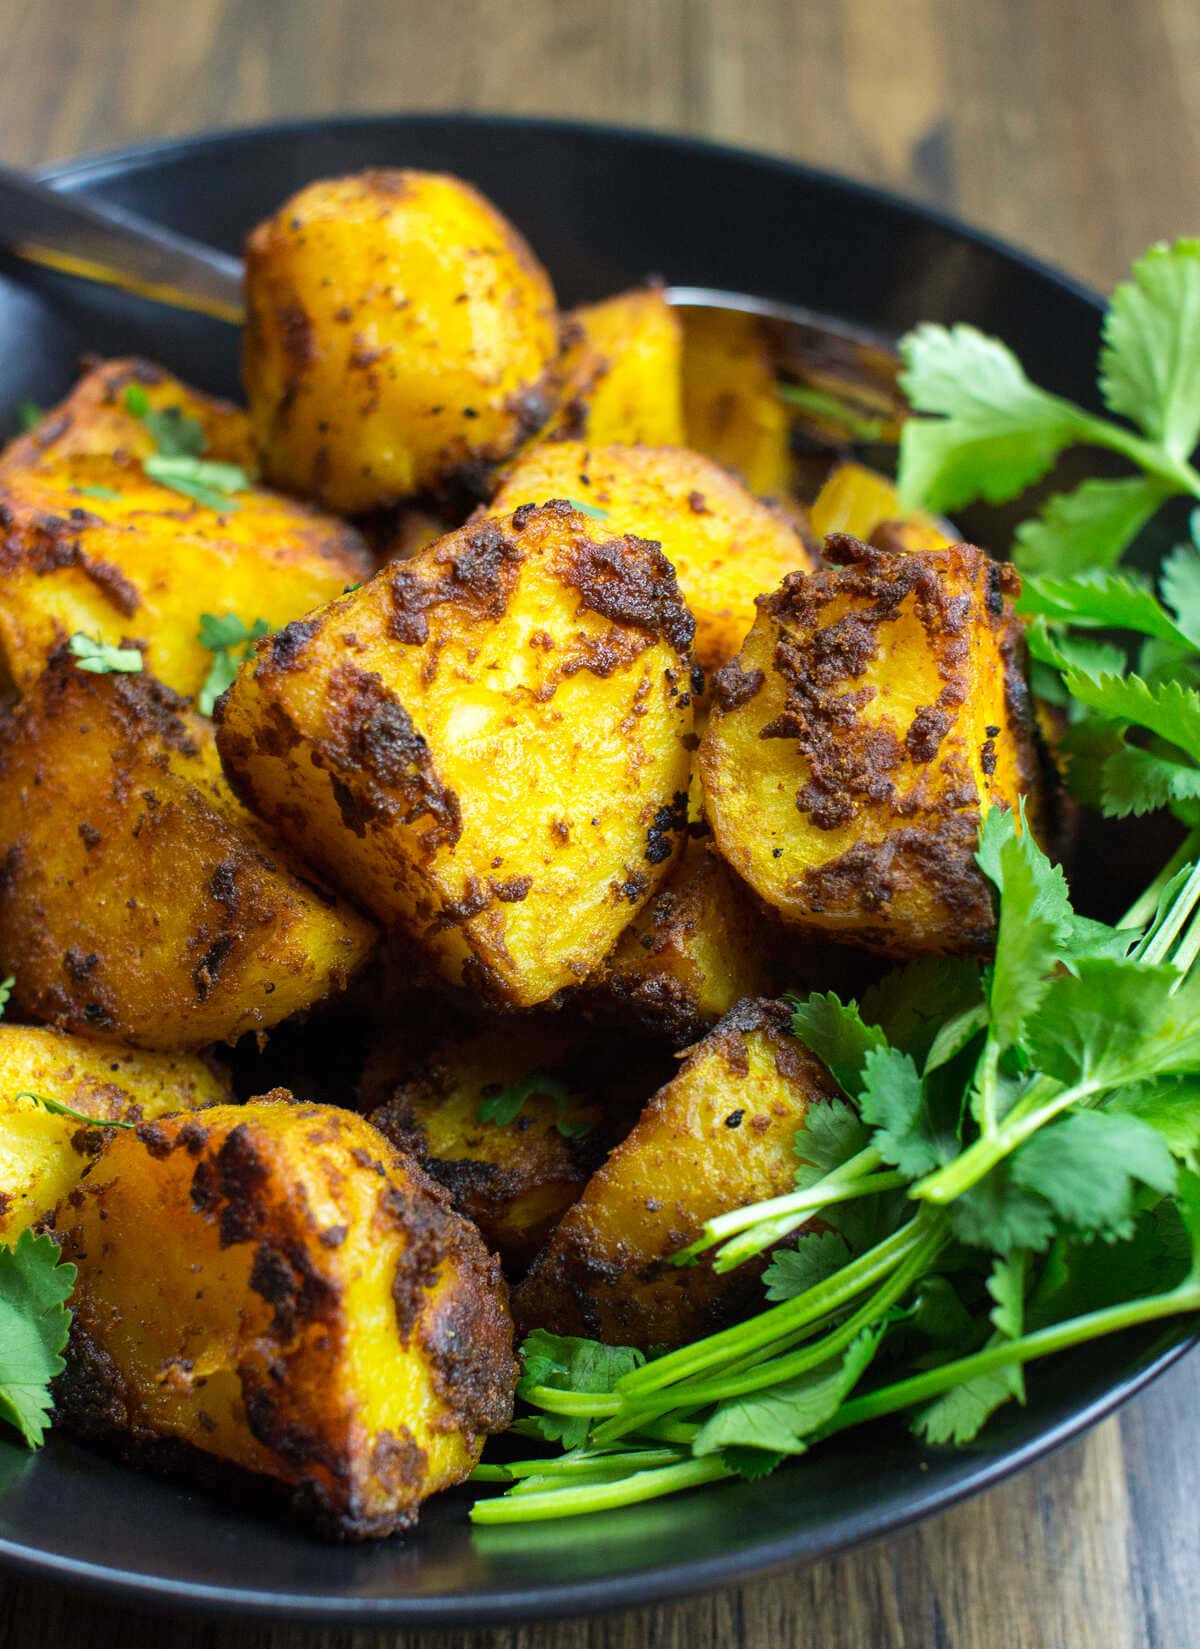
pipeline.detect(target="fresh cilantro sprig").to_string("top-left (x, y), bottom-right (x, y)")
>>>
top-left (0, 1230), bottom-right (76, 1448)
top-left (469, 814), bottom-right (1200, 1525)
top-left (0, 978), bottom-right (12, 1019)
top-left (478, 1071), bottom-right (594, 1140)
top-left (67, 632), bottom-right (143, 676)
top-left (196, 612), bottom-right (270, 716)
top-left (123, 384), bottom-right (250, 512)
top-left (896, 240), bottom-right (1200, 575)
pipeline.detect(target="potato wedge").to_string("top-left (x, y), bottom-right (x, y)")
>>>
top-left (217, 502), bottom-right (695, 1007)
top-left (513, 999), bottom-right (833, 1348)
top-left (0, 359), bottom-right (371, 700)
top-left (54, 1097), bottom-right (515, 1539)
top-left (243, 170), bottom-right (560, 511)
top-left (368, 1022), bottom-right (656, 1269)
top-left (541, 286), bottom-right (684, 446)
top-left (581, 832), bottom-right (770, 1045)
top-left (489, 443), bottom-right (813, 671)
top-left (700, 534), bottom-right (1045, 956)
top-left (679, 307), bottom-right (792, 497)
top-left (0, 1027), bottom-right (229, 1238)
top-left (810, 461), bottom-right (953, 551)
top-left (0, 658), bottom-right (376, 1048)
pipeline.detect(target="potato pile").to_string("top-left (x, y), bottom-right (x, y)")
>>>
top-left (0, 166), bottom-right (1055, 1540)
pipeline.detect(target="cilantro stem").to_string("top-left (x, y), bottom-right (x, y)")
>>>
top-left (821, 1278), bottom-right (1200, 1437)
top-left (1134, 859), bottom-right (1200, 965)
top-left (1074, 411), bottom-right (1200, 500)
top-left (521, 1385), bottom-right (622, 1419)
top-left (470, 1456), bottom-right (731, 1523)
top-left (675, 1146), bottom-right (899, 1268)
top-left (618, 1213), bottom-right (934, 1401)
top-left (1119, 830), bottom-right (1200, 930)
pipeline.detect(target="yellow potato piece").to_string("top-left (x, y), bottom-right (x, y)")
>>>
top-left (514, 1000), bottom-right (833, 1349)
top-left (810, 461), bottom-right (953, 551)
top-left (680, 307), bottom-right (792, 497)
top-left (55, 1097), bottom-right (516, 1539)
top-left (0, 1026), bottom-right (228, 1238)
top-left (0, 359), bottom-right (371, 700)
top-left (584, 832), bottom-right (770, 1044)
top-left (217, 502), bottom-right (695, 1008)
top-left (700, 535), bottom-right (1046, 956)
top-left (243, 170), bottom-right (560, 510)
top-left (0, 658), bottom-right (376, 1048)
top-left (542, 286), bottom-right (684, 446)
top-left (490, 442), bottom-right (813, 671)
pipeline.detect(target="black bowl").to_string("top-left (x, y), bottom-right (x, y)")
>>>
top-left (0, 113), bottom-right (1192, 1626)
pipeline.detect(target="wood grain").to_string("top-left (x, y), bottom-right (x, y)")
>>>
top-left (1, 0), bottom-right (1199, 1643)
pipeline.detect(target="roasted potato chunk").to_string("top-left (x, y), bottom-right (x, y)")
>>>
top-left (582, 833), bottom-right (770, 1045)
top-left (368, 1023), bottom-right (655, 1269)
top-left (0, 1027), bottom-right (228, 1238)
top-left (679, 308), bottom-right (792, 497)
top-left (513, 999), bottom-right (833, 1348)
top-left (0, 359), bottom-right (371, 699)
top-left (217, 502), bottom-right (695, 1007)
top-left (54, 1097), bottom-right (516, 1539)
top-left (0, 658), bottom-right (376, 1048)
top-left (243, 170), bottom-right (560, 511)
top-left (489, 443), bottom-right (813, 671)
top-left (810, 461), bottom-right (953, 552)
top-left (541, 286), bottom-right (684, 446)
top-left (700, 535), bottom-right (1045, 956)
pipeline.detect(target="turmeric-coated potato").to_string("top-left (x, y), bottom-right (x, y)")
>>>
top-left (243, 170), bottom-right (560, 511)
top-left (0, 1027), bottom-right (229, 1238)
top-left (679, 307), bottom-right (792, 497)
top-left (810, 461), bottom-right (953, 552)
top-left (0, 359), bottom-right (371, 699)
top-left (0, 658), bottom-right (376, 1048)
top-left (540, 286), bottom-right (684, 446)
top-left (54, 1097), bottom-right (516, 1539)
top-left (217, 502), bottom-right (695, 1007)
top-left (489, 443), bottom-right (813, 671)
top-left (700, 534), bottom-right (1046, 956)
top-left (582, 832), bottom-right (770, 1045)
top-left (368, 1023), bottom-right (655, 1269)
top-left (513, 999), bottom-right (834, 1349)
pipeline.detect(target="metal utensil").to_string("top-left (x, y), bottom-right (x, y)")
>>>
top-left (0, 164), bottom-right (904, 429)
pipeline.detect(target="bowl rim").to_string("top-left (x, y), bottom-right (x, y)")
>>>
top-left (5, 108), bottom-right (1195, 1625)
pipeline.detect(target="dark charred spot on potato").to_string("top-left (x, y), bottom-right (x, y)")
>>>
top-left (135, 1121), bottom-right (173, 1159)
top-left (370, 1427), bottom-right (428, 1494)
top-left (906, 699), bottom-right (954, 764)
top-left (193, 935), bottom-right (236, 1003)
top-left (319, 1223), bottom-right (348, 1248)
top-left (249, 1239), bottom-right (340, 1338)
top-left (798, 817), bottom-right (995, 955)
top-left (384, 1182), bottom-right (451, 1344)
top-left (209, 859), bottom-right (239, 909)
top-left (321, 662), bottom-right (462, 848)
top-left (687, 491), bottom-right (710, 515)
top-left (64, 947), bottom-right (99, 982)
top-left (645, 790), bottom-right (689, 865)
top-left (620, 872), bottom-right (649, 904)
top-left (80, 556), bottom-right (140, 616)
top-left (269, 619), bottom-right (319, 672)
top-left (389, 520), bottom-right (522, 645)
top-left (417, 1226), bottom-right (516, 1435)
top-left (505, 368), bottom-right (560, 444)
top-left (177, 1119), bottom-right (210, 1156)
top-left (492, 875), bottom-right (533, 903)
top-left (212, 1123), bottom-right (271, 1247)
top-left (276, 301), bottom-right (317, 373)
top-left (712, 658), bottom-right (765, 712)
top-left (78, 820), bottom-right (102, 849)
top-left (559, 531), bottom-right (695, 656)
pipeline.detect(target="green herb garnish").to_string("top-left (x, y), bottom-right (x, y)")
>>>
top-left (67, 633), bottom-right (143, 676)
top-left (777, 382), bottom-right (889, 443)
top-left (13, 1091), bottom-right (134, 1132)
top-left (17, 400), bottom-right (42, 434)
top-left (896, 240), bottom-right (1200, 574)
top-left (469, 814), bottom-right (1200, 1523)
top-left (478, 1071), bottom-right (594, 1140)
top-left (0, 978), bottom-right (11, 1018)
top-left (75, 486), bottom-right (122, 502)
top-left (0, 1229), bottom-right (77, 1448)
top-left (123, 384), bottom-right (249, 511)
top-left (566, 498), bottom-right (610, 521)
top-left (196, 611), bottom-right (271, 716)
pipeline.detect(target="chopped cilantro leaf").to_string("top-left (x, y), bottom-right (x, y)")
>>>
top-left (67, 633), bottom-right (143, 675)
top-left (0, 1230), bottom-right (76, 1448)
top-left (478, 1071), bottom-right (593, 1140)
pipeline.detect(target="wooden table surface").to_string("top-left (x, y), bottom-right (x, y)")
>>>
top-left (1, 0), bottom-right (1199, 1643)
